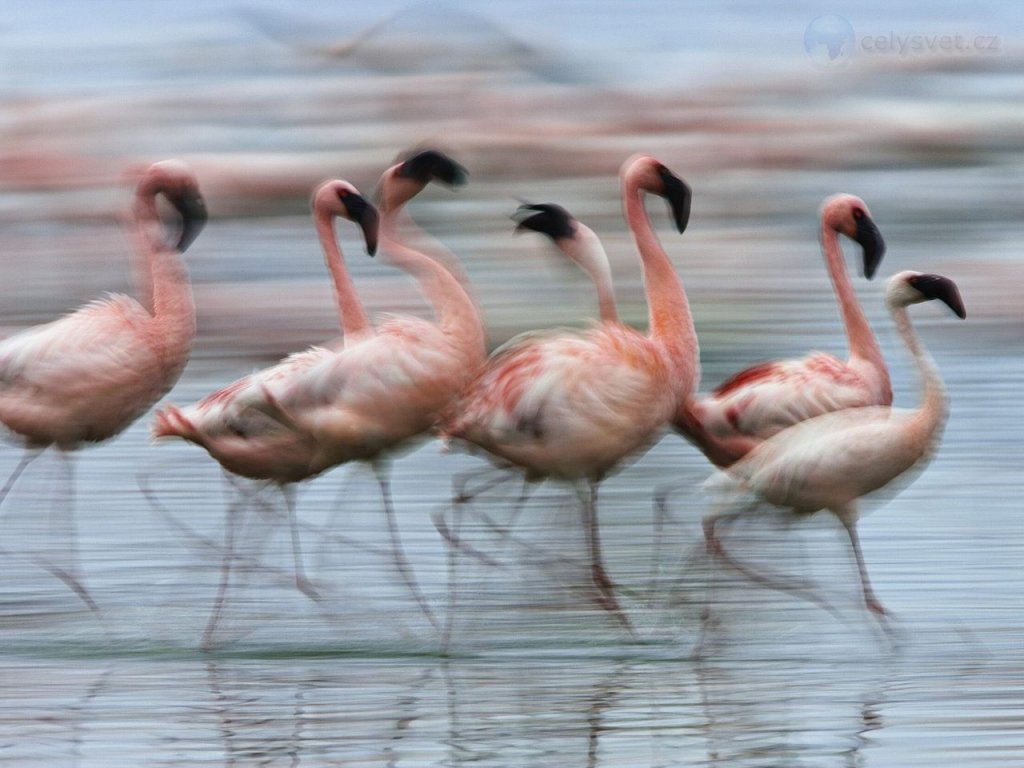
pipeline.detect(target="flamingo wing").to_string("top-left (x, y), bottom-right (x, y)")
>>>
top-left (0, 297), bottom-right (167, 443)
top-left (725, 406), bottom-right (920, 510)
top-left (699, 353), bottom-right (882, 442)
top-left (445, 324), bottom-right (673, 477)
top-left (270, 318), bottom-right (472, 460)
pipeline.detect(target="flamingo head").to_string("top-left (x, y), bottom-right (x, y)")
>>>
top-left (511, 201), bottom-right (613, 295)
top-left (397, 148), bottom-right (468, 188)
top-left (376, 148), bottom-right (467, 213)
top-left (512, 202), bottom-right (576, 241)
top-left (312, 180), bottom-right (379, 256)
top-left (887, 270), bottom-right (966, 318)
top-left (139, 160), bottom-right (208, 253)
top-left (621, 155), bottom-right (692, 234)
top-left (821, 194), bottom-right (886, 279)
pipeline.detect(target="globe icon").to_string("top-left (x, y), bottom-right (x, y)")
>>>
top-left (804, 15), bottom-right (856, 67)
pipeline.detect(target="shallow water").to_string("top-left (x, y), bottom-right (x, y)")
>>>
top-left (1, 1), bottom-right (1023, 765)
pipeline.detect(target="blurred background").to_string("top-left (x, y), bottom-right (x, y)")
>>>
top-left (0, 1), bottom-right (1021, 766)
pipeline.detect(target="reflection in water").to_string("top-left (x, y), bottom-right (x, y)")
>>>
top-left (694, 657), bottom-right (891, 768)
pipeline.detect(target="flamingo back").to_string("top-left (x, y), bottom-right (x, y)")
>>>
top-left (271, 316), bottom-right (478, 468)
top-left (442, 323), bottom-right (676, 480)
top-left (0, 295), bottom-right (183, 447)
top-left (151, 347), bottom-right (335, 482)
top-left (685, 351), bottom-right (891, 445)
top-left (722, 405), bottom-right (939, 512)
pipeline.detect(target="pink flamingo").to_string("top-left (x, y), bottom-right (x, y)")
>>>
top-left (701, 270), bottom-right (965, 636)
top-left (152, 177), bottom-right (379, 646)
top-left (675, 194), bottom-right (889, 468)
top-left (435, 201), bottom-right (621, 534)
top-left (244, 149), bottom-right (486, 635)
top-left (439, 155), bottom-right (696, 635)
top-left (0, 160), bottom-right (207, 613)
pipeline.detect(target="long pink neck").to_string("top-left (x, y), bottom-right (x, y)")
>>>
top-left (622, 170), bottom-right (699, 393)
top-left (821, 222), bottom-right (886, 380)
top-left (379, 206), bottom-right (485, 361)
top-left (130, 188), bottom-right (195, 369)
top-left (315, 208), bottom-right (372, 343)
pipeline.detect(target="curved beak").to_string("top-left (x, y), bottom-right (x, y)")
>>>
top-left (169, 189), bottom-right (208, 253)
top-left (910, 273), bottom-right (966, 319)
top-left (855, 215), bottom-right (885, 279)
top-left (345, 193), bottom-right (379, 256)
top-left (398, 149), bottom-right (468, 188)
top-left (658, 167), bottom-right (692, 234)
top-left (512, 202), bottom-right (576, 241)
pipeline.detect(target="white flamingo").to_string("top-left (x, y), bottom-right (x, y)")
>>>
top-left (439, 155), bottom-right (696, 636)
top-left (676, 194), bottom-right (889, 468)
top-left (0, 160), bottom-right (207, 613)
top-left (701, 270), bottom-right (965, 636)
top-left (513, 202), bottom-right (619, 323)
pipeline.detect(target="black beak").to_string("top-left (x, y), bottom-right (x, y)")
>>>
top-left (169, 188), bottom-right (208, 253)
top-left (657, 167), bottom-right (692, 234)
top-left (342, 192), bottom-right (379, 256)
top-left (512, 202), bottom-right (576, 241)
top-left (908, 273), bottom-right (966, 319)
top-left (398, 149), bottom-right (468, 188)
top-left (855, 215), bottom-right (885, 280)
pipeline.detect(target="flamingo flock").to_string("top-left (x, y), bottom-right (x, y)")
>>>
top-left (0, 148), bottom-right (966, 653)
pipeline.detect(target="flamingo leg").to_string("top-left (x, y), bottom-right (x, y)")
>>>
top-left (579, 482), bottom-right (634, 637)
top-left (202, 493), bottom-right (247, 650)
top-left (0, 447), bottom-right (42, 515)
top-left (439, 466), bottom-right (521, 653)
top-left (35, 450), bottom-right (102, 620)
top-left (702, 502), bottom-right (840, 619)
top-left (202, 490), bottom-right (253, 650)
top-left (373, 459), bottom-right (439, 632)
top-left (491, 476), bottom-right (534, 557)
top-left (280, 484), bottom-right (319, 602)
top-left (452, 464), bottom-right (515, 504)
top-left (835, 506), bottom-right (890, 625)
top-left (439, 498), bottom-right (463, 655)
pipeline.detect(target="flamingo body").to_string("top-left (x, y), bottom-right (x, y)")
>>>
top-left (715, 404), bottom-right (935, 514)
top-left (274, 313), bottom-right (481, 469)
top-left (1, 297), bottom-right (181, 448)
top-left (0, 161), bottom-right (206, 452)
top-left (446, 322), bottom-right (673, 480)
top-left (676, 194), bottom-right (890, 468)
top-left (152, 348), bottom-right (332, 483)
top-left (703, 270), bottom-right (966, 625)
top-left (680, 351), bottom-right (887, 452)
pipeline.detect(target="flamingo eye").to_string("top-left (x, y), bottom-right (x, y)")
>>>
top-left (336, 188), bottom-right (349, 202)
top-left (852, 208), bottom-right (865, 220)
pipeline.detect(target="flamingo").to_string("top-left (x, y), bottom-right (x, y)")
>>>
top-left (0, 160), bottom-right (207, 613)
top-left (246, 149), bottom-right (486, 635)
top-left (439, 201), bottom-right (621, 509)
top-left (701, 270), bottom-right (966, 636)
top-left (151, 176), bottom-right (378, 646)
top-left (512, 202), bottom-right (618, 323)
top-left (439, 154), bottom-right (696, 635)
top-left (675, 194), bottom-right (889, 468)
